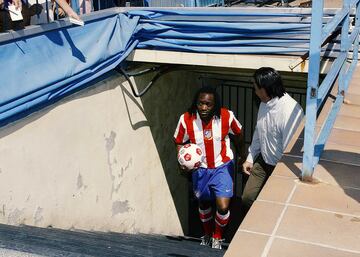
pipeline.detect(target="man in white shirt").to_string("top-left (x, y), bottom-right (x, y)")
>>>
top-left (242, 67), bottom-right (304, 214)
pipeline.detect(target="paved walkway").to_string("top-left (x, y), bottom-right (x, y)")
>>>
top-left (225, 65), bottom-right (360, 257)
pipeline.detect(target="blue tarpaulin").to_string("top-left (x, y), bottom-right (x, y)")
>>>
top-left (0, 9), bottom-right (319, 126)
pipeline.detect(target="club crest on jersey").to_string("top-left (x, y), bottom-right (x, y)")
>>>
top-left (204, 129), bottom-right (212, 140)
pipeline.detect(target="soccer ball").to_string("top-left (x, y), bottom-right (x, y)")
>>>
top-left (177, 143), bottom-right (204, 170)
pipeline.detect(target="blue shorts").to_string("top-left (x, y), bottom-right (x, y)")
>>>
top-left (192, 160), bottom-right (234, 201)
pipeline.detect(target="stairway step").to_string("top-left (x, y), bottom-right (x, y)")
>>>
top-left (0, 224), bottom-right (224, 257)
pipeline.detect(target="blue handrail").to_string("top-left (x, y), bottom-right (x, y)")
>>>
top-left (302, 0), bottom-right (360, 179)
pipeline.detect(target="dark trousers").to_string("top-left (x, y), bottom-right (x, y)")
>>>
top-left (241, 154), bottom-right (275, 214)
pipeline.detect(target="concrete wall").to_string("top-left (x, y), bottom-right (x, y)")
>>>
top-left (0, 67), bottom-right (200, 235)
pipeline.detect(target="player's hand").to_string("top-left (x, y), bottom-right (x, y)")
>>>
top-left (242, 161), bottom-right (253, 175)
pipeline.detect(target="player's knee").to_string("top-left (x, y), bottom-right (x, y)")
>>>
top-left (216, 204), bottom-right (229, 214)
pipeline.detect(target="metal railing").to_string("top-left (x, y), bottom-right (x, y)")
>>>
top-left (302, 0), bottom-right (360, 179)
top-left (144, 0), bottom-right (224, 7)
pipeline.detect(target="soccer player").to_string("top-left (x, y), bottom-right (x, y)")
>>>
top-left (174, 86), bottom-right (245, 249)
top-left (242, 67), bottom-right (304, 214)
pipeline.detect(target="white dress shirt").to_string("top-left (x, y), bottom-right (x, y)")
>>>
top-left (246, 93), bottom-right (304, 166)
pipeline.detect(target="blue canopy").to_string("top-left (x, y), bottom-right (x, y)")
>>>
top-left (0, 8), bottom-right (327, 126)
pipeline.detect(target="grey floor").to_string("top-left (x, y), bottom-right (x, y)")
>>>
top-left (0, 224), bottom-right (225, 257)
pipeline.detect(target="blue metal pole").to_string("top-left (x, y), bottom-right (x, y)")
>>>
top-left (317, 52), bottom-right (347, 107)
top-left (339, 0), bottom-right (351, 94)
top-left (302, 0), bottom-right (324, 180)
top-left (344, 16), bottom-right (360, 90)
top-left (313, 95), bottom-right (344, 166)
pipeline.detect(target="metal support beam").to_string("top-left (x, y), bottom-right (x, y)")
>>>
top-left (302, 0), bottom-right (360, 179)
top-left (339, 0), bottom-right (351, 94)
top-left (302, 0), bottom-right (324, 180)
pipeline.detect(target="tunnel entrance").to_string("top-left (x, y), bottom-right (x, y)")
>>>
top-left (124, 61), bottom-right (308, 242)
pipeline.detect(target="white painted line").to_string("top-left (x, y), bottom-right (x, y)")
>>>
top-left (237, 229), bottom-right (270, 237)
top-left (260, 183), bottom-right (298, 257)
top-left (276, 236), bottom-right (360, 255)
top-left (257, 199), bottom-right (360, 219)
top-left (237, 230), bottom-right (360, 255)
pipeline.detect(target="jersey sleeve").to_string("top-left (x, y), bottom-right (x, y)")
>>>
top-left (229, 110), bottom-right (242, 135)
top-left (173, 114), bottom-right (189, 144)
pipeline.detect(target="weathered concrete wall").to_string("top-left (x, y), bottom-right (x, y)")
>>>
top-left (0, 67), bottom-right (200, 235)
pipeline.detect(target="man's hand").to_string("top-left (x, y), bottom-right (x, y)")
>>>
top-left (242, 161), bottom-right (253, 175)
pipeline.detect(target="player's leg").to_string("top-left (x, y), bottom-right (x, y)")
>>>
top-left (211, 161), bottom-right (234, 249)
top-left (198, 200), bottom-right (213, 246)
top-left (212, 196), bottom-right (230, 249)
top-left (192, 167), bottom-right (214, 246)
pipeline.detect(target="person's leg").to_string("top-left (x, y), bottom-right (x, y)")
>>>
top-left (192, 167), bottom-right (213, 245)
top-left (198, 200), bottom-right (213, 245)
top-left (242, 156), bottom-right (274, 214)
top-left (213, 197), bottom-right (230, 241)
top-left (210, 161), bottom-right (234, 248)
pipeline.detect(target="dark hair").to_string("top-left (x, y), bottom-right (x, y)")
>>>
top-left (188, 86), bottom-right (221, 117)
top-left (253, 67), bottom-right (285, 99)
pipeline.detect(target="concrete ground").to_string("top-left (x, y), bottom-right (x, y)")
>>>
top-left (0, 224), bottom-right (224, 257)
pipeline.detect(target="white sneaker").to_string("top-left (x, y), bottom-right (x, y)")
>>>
top-left (200, 235), bottom-right (211, 246)
top-left (211, 237), bottom-right (224, 249)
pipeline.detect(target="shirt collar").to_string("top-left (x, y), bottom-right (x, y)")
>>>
top-left (265, 96), bottom-right (279, 108)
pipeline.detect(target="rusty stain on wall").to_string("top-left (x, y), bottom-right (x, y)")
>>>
top-left (105, 131), bottom-right (134, 198)
top-left (8, 208), bottom-right (25, 225)
top-left (34, 207), bottom-right (44, 225)
top-left (112, 200), bottom-right (133, 216)
top-left (105, 131), bottom-right (116, 197)
top-left (77, 173), bottom-right (83, 189)
top-left (105, 131), bottom-right (116, 152)
top-left (0, 205), bottom-right (5, 217)
top-left (113, 158), bottom-right (133, 194)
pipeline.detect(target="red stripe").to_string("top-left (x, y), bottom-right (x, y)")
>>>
top-left (174, 122), bottom-right (186, 144)
top-left (199, 212), bottom-right (212, 220)
top-left (220, 109), bottom-right (230, 163)
top-left (183, 112), bottom-right (196, 143)
top-left (202, 120), bottom-right (215, 168)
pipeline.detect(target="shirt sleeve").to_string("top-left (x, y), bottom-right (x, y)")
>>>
top-left (246, 125), bottom-right (261, 163)
top-left (229, 110), bottom-right (242, 135)
top-left (173, 114), bottom-right (189, 144)
top-left (282, 103), bottom-right (304, 151)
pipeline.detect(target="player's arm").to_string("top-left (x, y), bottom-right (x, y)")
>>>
top-left (231, 130), bottom-right (246, 164)
top-left (229, 111), bottom-right (246, 166)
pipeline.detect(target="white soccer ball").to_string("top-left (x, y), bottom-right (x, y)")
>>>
top-left (177, 143), bottom-right (204, 170)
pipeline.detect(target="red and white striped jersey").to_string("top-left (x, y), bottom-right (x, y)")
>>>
top-left (174, 108), bottom-right (242, 168)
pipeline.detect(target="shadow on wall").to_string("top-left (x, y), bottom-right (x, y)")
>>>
top-left (130, 68), bottom-right (202, 235)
